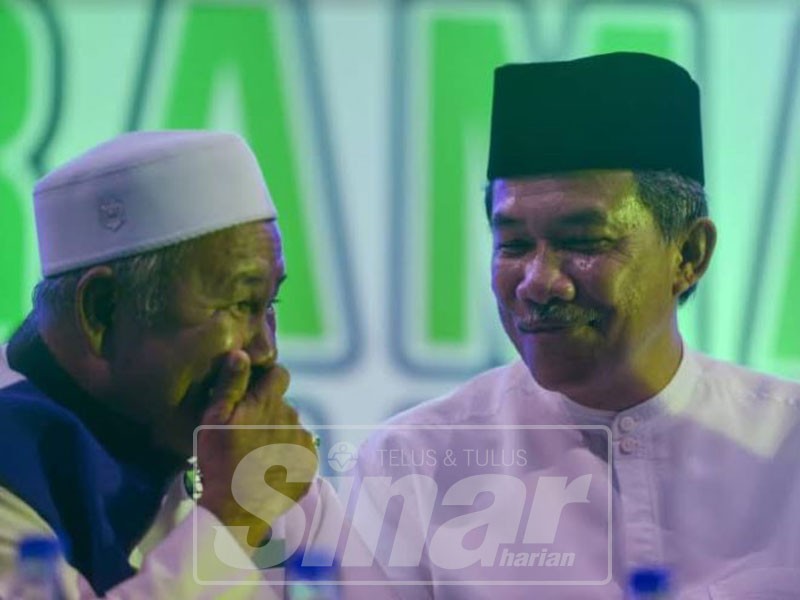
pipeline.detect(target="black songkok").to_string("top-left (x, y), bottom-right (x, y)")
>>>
top-left (487, 52), bottom-right (704, 185)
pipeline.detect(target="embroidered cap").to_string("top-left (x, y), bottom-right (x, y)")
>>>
top-left (34, 130), bottom-right (277, 276)
top-left (487, 52), bottom-right (704, 184)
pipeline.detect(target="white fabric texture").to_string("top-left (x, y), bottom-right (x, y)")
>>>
top-left (34, 130), bottom-right (277, 276)
top-left (353, 349), bottom-right (800, 599)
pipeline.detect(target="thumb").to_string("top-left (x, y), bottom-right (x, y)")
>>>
top-left (201, 351), bottom-right (250, 425)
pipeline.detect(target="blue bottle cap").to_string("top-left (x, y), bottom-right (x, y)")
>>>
top-left (18, 536), bottom-right (62, 562)
top-left (285, 551), bottom-right (338, 581)
top-left (629, 567), bottom-right (671, 593)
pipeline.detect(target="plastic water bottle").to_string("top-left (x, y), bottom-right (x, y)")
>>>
top-left (285, 551), bottom-right (340, 600)
top-left (8, 536), bottom-right (66, 600)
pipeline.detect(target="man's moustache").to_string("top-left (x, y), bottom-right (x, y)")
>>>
top-left (518, 304), bottom-right (602, 328)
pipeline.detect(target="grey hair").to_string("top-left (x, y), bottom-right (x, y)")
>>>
top-left (630, 170), bottom-right (708, 304)
top-left (32, 241), bottom-right (193, 328)
top-left (632, 170), bottom-right (708, 242)
top-left (483, 170), bottom-right (709, 304)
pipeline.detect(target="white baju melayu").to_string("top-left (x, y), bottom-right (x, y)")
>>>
top-left (352, 349), bottom-right (800, 599)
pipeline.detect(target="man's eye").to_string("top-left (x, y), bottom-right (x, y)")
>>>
top-left (560, 238), bottom-right (612, 253)
top-left (231, 300), bottom-right (265, 317)
top-left (231, 296), bottom-right (281, 318)
top-left (233, 301), bottom-right (256, 315)
top-left (495, 240), bottom-right (532, 255)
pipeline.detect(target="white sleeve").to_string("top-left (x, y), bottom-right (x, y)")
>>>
top-left (0, 486), bottom-right (283, 599)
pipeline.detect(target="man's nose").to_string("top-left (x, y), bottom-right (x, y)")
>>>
top-left (244, 317), bottom-right (277, 368)
top-left (516, 245), bottom-right (576, 305)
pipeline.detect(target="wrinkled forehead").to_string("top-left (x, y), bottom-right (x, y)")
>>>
top-left (180, 219), bottom-right (284, 289)
top-left (210, 219), bottom-right (282, 258)
top-left (490, 170), bottom-right (638, 223)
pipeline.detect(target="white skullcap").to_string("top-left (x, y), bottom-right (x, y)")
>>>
top-left (34, 130), bottom-right (277, 276)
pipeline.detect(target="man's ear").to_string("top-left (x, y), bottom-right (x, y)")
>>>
top-left (74, 266), bottom-right (117, 358)
top-left (673, 217), bottom-right (717, 298)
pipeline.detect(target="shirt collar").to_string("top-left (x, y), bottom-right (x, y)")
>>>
top-left (554, 345), bottom-right (702, 426)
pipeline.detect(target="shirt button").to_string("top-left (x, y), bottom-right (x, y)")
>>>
top-left (620, 437), bottom-right (637, 454)
top-left (619, 416), bottom-right (636, 433)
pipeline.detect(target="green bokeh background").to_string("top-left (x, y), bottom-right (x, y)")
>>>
top-left (1, 1), bottom-right (798, 417)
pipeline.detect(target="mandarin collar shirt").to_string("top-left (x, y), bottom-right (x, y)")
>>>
top-left (353, 349), bottom-right (800, 599)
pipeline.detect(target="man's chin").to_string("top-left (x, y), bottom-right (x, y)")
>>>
top-left (521, 347), bottom-right (599, 393)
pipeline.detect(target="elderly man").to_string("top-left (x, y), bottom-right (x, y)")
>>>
top-left (0, 131), bottom-right (324, 597)
top-left (353, 53), bottom-right (800, 597)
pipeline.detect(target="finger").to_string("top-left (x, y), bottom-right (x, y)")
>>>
top-left (201, 351), bottom-right (250, 425)
top-left (248, 363), bottom-right (291, 407)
